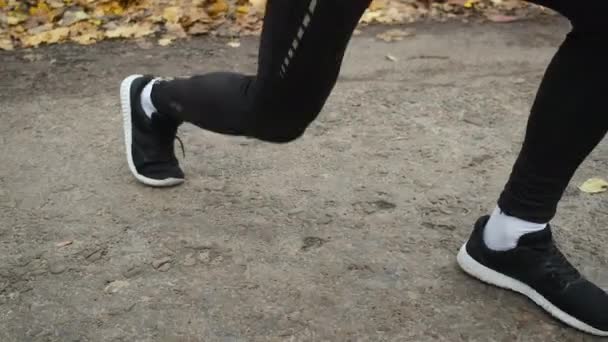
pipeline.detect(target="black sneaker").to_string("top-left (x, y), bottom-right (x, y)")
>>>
top-left (120, 75), bottom-right (185, 187)
top-left (458, 216), bottom-right (608, 336)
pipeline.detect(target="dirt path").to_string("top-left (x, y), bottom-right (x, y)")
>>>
top-left (1, 18), bottom-right (607, 341)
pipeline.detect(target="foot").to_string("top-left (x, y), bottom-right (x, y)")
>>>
top-left (120, 75), bottom-right (185, 187)
top-left (458, 216), bottom-right (608, 336)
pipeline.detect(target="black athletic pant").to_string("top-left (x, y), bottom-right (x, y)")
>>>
top-left (152, 0), bottom-right (608, 223)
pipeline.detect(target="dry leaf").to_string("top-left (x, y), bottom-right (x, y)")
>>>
top-left (0, 37), bottom-right (13, 50)
top-left (207, 0), bottom-right (229, 17)
top-left (60, 10), bottom-right (90, 27)
top-left (376, 28), bottom-right (414, 42)
top-left (105, 23), bottom-right (154, 39)
top-left (158, 36), bottom-right (174, 46)
top-left (249, 0), bottom-right (266, 14)
top-left (0, 0), bottom-right (541, 50)
top-left (579, 178), bottom-right (608, 194)
top-left (22, 26), bottom-right (69, 47)
top-left (188, 22), bottom-right (210, 35)
top-left (162, 6), bottom-right (182, 24)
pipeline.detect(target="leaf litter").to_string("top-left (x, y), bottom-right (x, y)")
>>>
top-left (0, 0), bottom-right (553, 51)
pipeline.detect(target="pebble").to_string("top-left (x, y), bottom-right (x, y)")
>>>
top-left (158, 263), bottom-right (171, 272)
top-left (182, 253), bottom-right (197, 267)
top-left (198, 251), bottom-right (211, 264)
top-left (152, 257), bottom-right (172, 270)
top-left (48, 262), bottom-right (67, 275)
top-left (123, 266), bottom-right (143, 279)
top-left (104, 280), bottom-right (129, 294)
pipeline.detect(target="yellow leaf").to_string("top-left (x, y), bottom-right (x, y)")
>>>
top-left (0, 0), bottom-right (6, 8)
top-left (369, 0), bottom-right (387, 11)
top-left (29, 1), bottom-right (51, 16)
top-left (579, 178), bottom-right (608, 194)
top-left (227, 40), bottom-right (240, 48)
top-left (22, 27), bottom-right (70, 47)
top-left (0, 37), bottom-right (14, 51)
top-left (464, 0), bottom-right (477, 8)
top-left (105, 23), bottom-right (154, 39)
top-left (158, 36), bottom-right (174, 46)
top-left (207, 0), bottom-right (229, 17)
top-left (249, 0), bottom-right (265, 14)
top-left (7, 11), bottom-right (28, 26)
top-left (236, 5), bottom-right (249, 14)
top-left (162, 6), bottom-right (182, 24)
top-left (69, 21), bottom-right (102, 45)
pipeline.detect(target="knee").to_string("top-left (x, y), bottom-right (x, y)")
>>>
top-left (248, 117), bottom-right (313, 144)
top-left (253, 126), bottom-right (307, 144)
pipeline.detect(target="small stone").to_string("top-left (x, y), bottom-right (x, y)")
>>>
top-left (158, 263), bottom-right (171, 272)
top-left (204, 180), bottom-right (226, 191)
top-left (104, 280), bottom-right (129, 294)
top-left (317, 215), bottom-right (333, 225)
top-left (301, 237), bottom-right (327, 251)
top-left (56, 240), bottom-right (73, 248)
top-left (183, 253), bottom-right (197, 267)
top-left (152, 257), bottom-right (172, 269)
top-left (48, 262), bottom-right (67, 275)
top-left (287, 208), bottom-right (304, 216)
top-left (123, 266), bottom-right (143, 279)
top-left (87, 251), bottom-right (103, 262)
top-left (198, 251), bottom-right (211, 264)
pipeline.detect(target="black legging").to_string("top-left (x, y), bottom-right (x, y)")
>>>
top-left (151, 0), bottom-right (608, 223)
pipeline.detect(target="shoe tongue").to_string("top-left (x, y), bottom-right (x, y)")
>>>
top-left (516, 225), bottom-right (553, 247)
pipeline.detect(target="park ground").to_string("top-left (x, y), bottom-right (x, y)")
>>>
top-left (1, 17), bottom-right (607, 341)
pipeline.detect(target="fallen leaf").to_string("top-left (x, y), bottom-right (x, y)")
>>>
top-left (60, 9), bottom-right (89, 26)
top-left (249, 0), bottom-right (266, 14)
top-left (207, 0), bottom-right (230, 17)
top-left (188, 22), bottom-right (210, 35)
top-left (105, 23), bottom-right (154, 39)
top-left (0, 37), bottom-right (13, 50)
top-left (376, 28), bottom-right (414, 42)
top-left (579, 178), bottom-right (608, 194)
top-left (104, 280), bottom-right (129, 294)
top-left (162, 6), bottom-right (182, 24)
top-left (236, 5), bottom-right (250, 15)
top-left (158, 36), bottom-right (174, 46)
top-left (7, 11), bottom-right (28, 26)
top-left (21, 26), bottom-right (69, 47)
top-left (227, 40), bottom-right (240, 48)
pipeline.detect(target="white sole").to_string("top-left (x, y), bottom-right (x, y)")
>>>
top-left (120, 75), bottom-right (184, 187)
top-left (457, 242), bottom-right (608, 337)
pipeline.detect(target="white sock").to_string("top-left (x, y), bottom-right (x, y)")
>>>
top-left (483, 206), bottom-right (547, 251)
top-left (140, 79), bottom-right (160, 119)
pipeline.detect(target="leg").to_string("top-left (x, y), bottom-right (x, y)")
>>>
top-left (497, 1), bottom-right (608, 222)
top-left (121, 0), bottom-right (371, 187)
top-left (458, 1), bottom-right (608, 336)
top-left (151, 0), bottom-right (372, 143)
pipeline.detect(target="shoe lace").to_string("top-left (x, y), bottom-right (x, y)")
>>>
top-left (154, 114), bottom-right (185, 159)
top-left (175, 136), bottom-right (186, 159)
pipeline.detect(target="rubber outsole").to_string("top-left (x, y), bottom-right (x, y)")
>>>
top-left (457, 242), bottom-right (608, 337)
